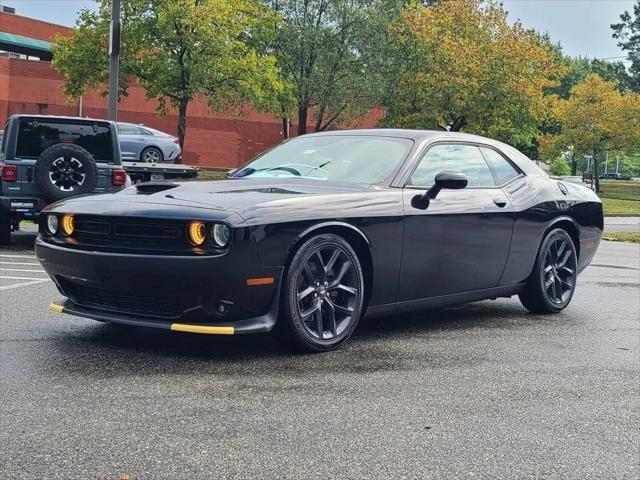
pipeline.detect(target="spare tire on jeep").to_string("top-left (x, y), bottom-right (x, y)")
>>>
top-left (36, 143), bottom-right (98, 202)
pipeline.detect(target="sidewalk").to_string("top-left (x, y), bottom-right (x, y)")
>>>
top-left (604, 216), bottom-right (640, 233)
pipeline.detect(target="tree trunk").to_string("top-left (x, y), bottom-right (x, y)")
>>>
top-left (571, 153), bottom-right (577, 175)
top-left (282, 117), bottom-right (289, 139)
top-left (297, 106), bottom-right (308, 136)
top-left (314, 105), bottom-right (326, 132)
top-left (176, 97), bottom-right (189, 164)
top-left (593, 150), bottom-right (600, 193)
top-left (448, 116), bottom-right (467, 132)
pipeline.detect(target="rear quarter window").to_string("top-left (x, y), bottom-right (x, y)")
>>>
top-left (16, 119), bottom-right (114, 162)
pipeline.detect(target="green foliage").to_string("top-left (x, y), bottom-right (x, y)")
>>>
top-left (267, 0), bottom-right (400, 135)
top-left (612, 1), bottom-right (640, 92)
top-left (51, 0), bottom-right (287, 152)
top-left (540, 74), bottom-right (640, 190)
top-left (381, 0), bottom-right (564, 149)
top-left (549, 157), bottom-right (571, 176)
top-left (603, 231), bottom-right (640, 242)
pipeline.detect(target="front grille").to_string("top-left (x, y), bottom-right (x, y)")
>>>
top-left (67, 215), bottom-right (192, 254)
top-left (63, 281), bottom-right (183, 318)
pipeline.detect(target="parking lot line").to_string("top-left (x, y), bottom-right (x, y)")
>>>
top-left (0, 254), bottom-right (37, 259)
top-left (0, 268), bottom-right (47, 273)
top-left (0, 275), bottom-right (49, 281)
top-left (0, 279), bottom-right (50, 291)
top-left (1, 262), bottom-right (41, 266)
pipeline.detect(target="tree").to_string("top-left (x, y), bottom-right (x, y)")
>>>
top-left (381, 0), bottom-right (564, 149)
top-left (548, 157), bottom-right (571, 176)
top-left (267, 0), bottom-right (399, 136)
top-left (539, 74), bottom-right (640, 192)
top-left (612, 1), bottom-right (640, 92)
top-left (51, 0), bottom-right (286, 159)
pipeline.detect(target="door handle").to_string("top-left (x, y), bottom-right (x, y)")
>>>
top-left (493, 198), bottom-right (507, 208)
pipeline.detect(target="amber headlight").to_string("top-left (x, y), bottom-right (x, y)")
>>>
top-left (188, 221), bottom-right (207, 246)
top-left (44, 215), bottom-right (58, 235)
top-left (61, 214), bottom-right (74, 236)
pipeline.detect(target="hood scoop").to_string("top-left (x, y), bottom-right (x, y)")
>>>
top-left (135, 182), bottom-right (180, 195)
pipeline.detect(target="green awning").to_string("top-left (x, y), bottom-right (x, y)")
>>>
top-left (0, 31), bottom-right (51, 52)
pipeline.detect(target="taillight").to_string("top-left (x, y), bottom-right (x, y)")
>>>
top-left (0, 164), bottom-right (17, 182)
top-left (112, 168), bottom-right (127, 186)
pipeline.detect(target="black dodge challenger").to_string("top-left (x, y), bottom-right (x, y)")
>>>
top-left (37, 130), bottom-right (603, 352)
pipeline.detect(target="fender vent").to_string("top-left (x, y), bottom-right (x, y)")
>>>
top-left (135, 182), bottom-right (179, 194)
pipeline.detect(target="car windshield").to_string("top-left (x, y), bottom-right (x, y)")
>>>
top-left (232, 135), bottom-right (414, 185)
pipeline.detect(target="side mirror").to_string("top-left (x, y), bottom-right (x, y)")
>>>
top-left (411, 170), bottom-right (468, 209)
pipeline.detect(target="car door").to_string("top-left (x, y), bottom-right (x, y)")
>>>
top-left (398, 143), bottom-right (518, 302)
top-left (117, 124), bottom-right (143, 160)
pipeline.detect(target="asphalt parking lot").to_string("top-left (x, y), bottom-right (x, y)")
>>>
top-left (1, 230), bottom-right (638, 479)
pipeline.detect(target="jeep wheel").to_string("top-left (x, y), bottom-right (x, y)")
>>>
top-left (36, 143), bottom-right (98, 202)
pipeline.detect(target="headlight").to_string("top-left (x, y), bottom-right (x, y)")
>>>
top-left (44, 215), bottom-right (58, 235)
top-left (61, 214), bottom-right (74, 236)
top-left (188, 221), bottom-right (207, 246)
top-left (211, 223), bottom-right (230, 248)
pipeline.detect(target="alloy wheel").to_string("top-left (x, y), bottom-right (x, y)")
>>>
top-left (49, 155), bottom-right (86, 192)
top-left (143, 148), bottom-right (161, 163)
top-left (295, 245), bottom-right (360, 340)
top-left (542, 236), bottom-right (576, 305)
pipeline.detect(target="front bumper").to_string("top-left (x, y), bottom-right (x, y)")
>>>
top-left (36, 238), bottom-right (283, 334)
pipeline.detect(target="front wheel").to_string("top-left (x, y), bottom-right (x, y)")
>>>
top-left (278, 233), bottom-right (365, 352)
top-left (519, 228), bottom-right (578, 314)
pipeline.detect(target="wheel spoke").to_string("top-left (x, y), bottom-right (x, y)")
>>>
top-left (330, 260), bottom-right (352, 287)
top-left (325, 301), bottom-right (337, 336)
top-left (300, 300), bottom-right (320, 319)
top-left (331, 283), bottom-right (358, 296)
top-left (556, 240), bottom-right (567, 260)
top-left (328, 299), bottom-right (353, 316)
top-left (313, 251), bottom-right (325, 273)
top-left (545, 276), bottom-right (554, 289)
top-left (314, 308), bottom-right (324, 339)
top-left (560, 277), bottom-right (573, 289)
top-left (302, 263), bottom-right (315, 284)
top-left (557, 250), bottom-right (572, 268)
top-left (554, 277), bottom-right (563, 301)
top-left (325, 248), bottom-right (341, 274)
top-left (297, 286), bottom-right (315, 302)
top-left (558, 266), bottom-right (574, 275)
top-left (549, 277), bottom-right (558, 301)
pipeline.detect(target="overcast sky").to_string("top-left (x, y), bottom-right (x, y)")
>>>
top-left (3, 0), bottom-right (636, 60)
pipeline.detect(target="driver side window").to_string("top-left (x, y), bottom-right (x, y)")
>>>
top-left (410, 144), bottom-right (495, 188)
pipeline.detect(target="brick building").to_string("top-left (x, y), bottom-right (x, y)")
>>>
top-left (0, 9), bottom-right (379, 168)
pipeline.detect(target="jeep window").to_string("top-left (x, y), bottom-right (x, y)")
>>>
top-left (16, 120), bottom-right (114, 162)
top-left (0, 122), bottom-right (7, 156)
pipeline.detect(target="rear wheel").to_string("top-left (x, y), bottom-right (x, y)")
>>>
top-left (519, 228), bottom-right (577, 314)
top-left (278, 233), bottom-right (365, 352)
top-left (0, 208), bottom-right (11, 245)
top-left (141, 147), bottom-right (163, 163)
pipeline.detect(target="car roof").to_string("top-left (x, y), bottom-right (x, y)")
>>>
top-left (303, 128), bottom-right (520, 151)
top-left (9, 114), bottom-right (114, 125)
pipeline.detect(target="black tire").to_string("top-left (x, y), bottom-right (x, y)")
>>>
top-left (0, 203), bottom-right (11, 246)
top-left (519, 228), bottom-right (578, 314)
top-left (141, 146), bottom-right (163, 163)
top-left (278, 233), bottom-right (365, 353)
top-left (36, 143), bottom-right (98, 202)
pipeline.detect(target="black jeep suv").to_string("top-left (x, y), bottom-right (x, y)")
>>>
top-left (0, 115), bottom-right (127, 244)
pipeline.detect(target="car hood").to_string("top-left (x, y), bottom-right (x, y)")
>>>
top-left (45, 178), bottom-right (401, 226)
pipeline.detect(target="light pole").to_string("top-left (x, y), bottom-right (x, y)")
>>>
top-left (108, 0), bottom-right (121, 121)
